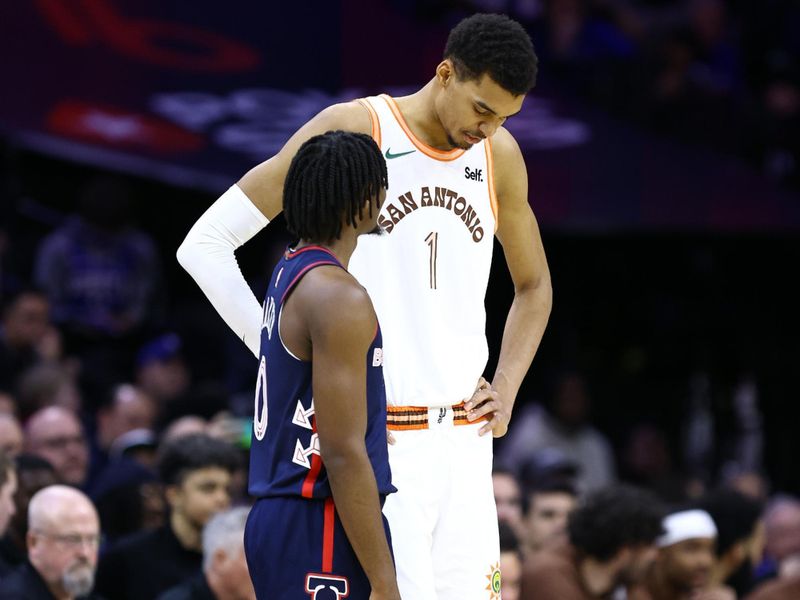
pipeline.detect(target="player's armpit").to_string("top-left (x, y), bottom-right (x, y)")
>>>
top-left (238, 101), bottom-right (373, 220)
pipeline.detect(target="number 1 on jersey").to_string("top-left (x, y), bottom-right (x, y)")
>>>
top-left (425, 231), bottom-right (438, 290)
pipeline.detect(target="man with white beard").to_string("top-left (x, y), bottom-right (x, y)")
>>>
top-left (2, 485), bottom-right (104, 599)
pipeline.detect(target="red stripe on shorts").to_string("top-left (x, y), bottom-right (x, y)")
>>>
top-left (301, 417), bottom-right (322, 498)
top-left (322, 497), bottom-right (335, 572)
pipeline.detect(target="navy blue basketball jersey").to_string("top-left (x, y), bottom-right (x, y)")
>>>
top-left (248, 244), bottom-right (394, 499)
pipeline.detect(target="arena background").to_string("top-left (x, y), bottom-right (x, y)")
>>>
top-left (2, 0), bottom-right (800, 493)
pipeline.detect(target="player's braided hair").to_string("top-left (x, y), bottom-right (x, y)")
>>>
top-left (444, 13), bottom-right (538, 96)
top-left (284, 130), bottom-right (388, 243)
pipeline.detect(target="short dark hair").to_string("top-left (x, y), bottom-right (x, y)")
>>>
top-left (283, 130), bottom-right (388, 243)
top-left (444, 13), bottom-right (538, 96)
top-left (699, 489), bottom-right (764, 557)
top-left (499, 521), bottom-right (520, 554)
top-left (157, 433), bottom-right (240, 486)
top-left (525, 479), bottom-right (578, 515)
top-left (568, 485), bottom-right (665, 561)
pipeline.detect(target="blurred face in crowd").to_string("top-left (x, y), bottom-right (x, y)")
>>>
top-left (500, 550), bottom-right (522, 600)
top-left (97, 384), bottom-right (157, 450)
top-left (618, 544), bottom-right (660, 587)
top-left (208, 544), bottom-right (257, 600)
top-left (168, 467), bottom-right (232, 531)
top-left (25, 407), bottom-right (89, 486)
top-left (493, 472), bottom-right (524, 535)
top-left (525, 491), bottom-right (576, 552)
top-left (3, 293), bottom-right (49, 348)
top-left (0, 413), bottom-right (24, 458)
top-left (0, 467), bottom-right (17, 535)
top-left (657, 537), bottom-right (716, 592)
top-left (137, 357), bottom-right (189, 402)
top-left (28, 486), bottom-right (100, 599)
top-left (11, 464), bottom-right (59, 542)
top-left (766, 501), bottom-right (800, 561)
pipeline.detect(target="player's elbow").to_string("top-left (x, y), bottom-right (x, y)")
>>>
top-left (319, 436), bottom-right (369, 472)
top-left (176, 232), bottom-right (200, 275)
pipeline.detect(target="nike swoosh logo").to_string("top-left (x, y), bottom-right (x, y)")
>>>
top-left (385, 148), bottom-right (416, 159)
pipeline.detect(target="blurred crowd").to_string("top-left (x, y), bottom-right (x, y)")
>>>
top-left (418, 0), bottom-right (800, 188)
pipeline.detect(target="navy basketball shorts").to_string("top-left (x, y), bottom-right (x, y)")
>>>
top-left (244, 495), bottom-right (392, 599)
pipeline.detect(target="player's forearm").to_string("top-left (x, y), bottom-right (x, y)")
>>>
top-left (176, 185), bottom-right (268, 357)
top-left (324, 446), bottom-right (397, 594)
top-left (493, 278), bottom-right (552, 404)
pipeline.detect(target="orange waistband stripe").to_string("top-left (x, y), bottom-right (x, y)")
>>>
top-left (386, 402), bottom-right (488, 430)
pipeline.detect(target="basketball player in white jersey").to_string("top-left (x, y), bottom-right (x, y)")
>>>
top-left (178, 13), bottom-right (551, 600)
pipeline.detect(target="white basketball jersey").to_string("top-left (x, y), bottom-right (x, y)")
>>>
top-left (348, 95), bottom-right (497, 408)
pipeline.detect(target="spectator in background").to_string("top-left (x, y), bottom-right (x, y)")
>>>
top-left (500, 371), bottom-right (616, 492)
top-left (0, 450), bottom-right (17, 575)
top-left (700, 489), bottom-right (766, 597)
top-left (2, 485), bottom-right (103, 599)
top-left (628, 508), bottom-right (731, 600)
top-left (90, 383), bottom-right (157, 481)
top-left (0, 389), bottom-right (15, 415)
top-left (157, 506), bottom-right (255, 600)
top-left (522, 485), bottom-right (664, 599)
top-left (500, 521), bottom-right (523, 600)
top-left (95, 433), bottom-right (239, 600)
top-left (135, 334), bottom-right (191, 420)
top-left (17, 362), bottom-right (82, 419)
top-left (0, 455), bottom-right (58, 571)
top-left (494, 467), bottom-right (525, 538)
top-left (521, 479), bottom-right (578, 558)
top-left (25, 406), bottom-right (89, 487)
top-left (761, 496), bottom-right (800, 579)
top-left (34, 176), bottom-right (161, 341)
top-left (0, 288), bottom-right (58, 391)
top-left (0, 412), bottom-right (24, 458)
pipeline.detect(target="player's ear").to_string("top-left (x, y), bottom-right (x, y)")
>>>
top-left (436, 60), bottom-right (454, 87)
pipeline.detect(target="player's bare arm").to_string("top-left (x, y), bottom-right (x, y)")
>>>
top-left (238, 101), bottom-right (373, 218)
top-left (286, 267), bottom-right (400, 600)
top-left (464, 126), bottom-right (553, 437)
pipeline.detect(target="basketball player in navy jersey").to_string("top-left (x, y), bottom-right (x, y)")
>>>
top-left (243, 131), bottom-right (399, 600)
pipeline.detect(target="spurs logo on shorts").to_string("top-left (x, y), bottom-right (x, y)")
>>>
top-left (305, 573), bottom-right (349, 598)
top-left (485, 562), bottom-right (501, 599)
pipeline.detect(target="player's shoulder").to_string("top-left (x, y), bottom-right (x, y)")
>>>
top-left (312, 100), bottom-right (373, 136)
top-left (300, 266), bottom-right (376, 340)
top-left (297, 264), bottom-right (373, 315)
top-left (490, 126), bottom-right (523, 163)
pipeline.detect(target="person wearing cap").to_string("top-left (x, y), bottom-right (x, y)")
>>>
top-left (135, 333), bottom-right (190, 410)
top-left (629, 509), bottom-right (735, 600)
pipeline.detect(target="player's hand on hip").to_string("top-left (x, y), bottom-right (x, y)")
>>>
top-left (463, 377), bottom-right (512, 438)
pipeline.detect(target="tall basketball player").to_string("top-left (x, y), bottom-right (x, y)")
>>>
top-left (179, 14), bottom-right (551, 599)
top-left (242, 131), bottom-right (399, 600)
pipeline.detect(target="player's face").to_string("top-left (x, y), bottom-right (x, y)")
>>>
top-left (435, 63), bottom-right (525, 150)
top-left (659, 538), bottom-right (716, 592)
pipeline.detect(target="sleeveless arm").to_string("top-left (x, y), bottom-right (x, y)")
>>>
top-left (300, 273), bottom-right (399, 598)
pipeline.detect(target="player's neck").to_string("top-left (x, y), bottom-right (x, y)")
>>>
top-left (296, 236), bottom-right (357, 269)
top-left (393, 79), bottom-right (453, 150)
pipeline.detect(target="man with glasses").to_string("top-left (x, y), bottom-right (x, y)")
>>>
top-left (2, 484), bottom-right (104, 599)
